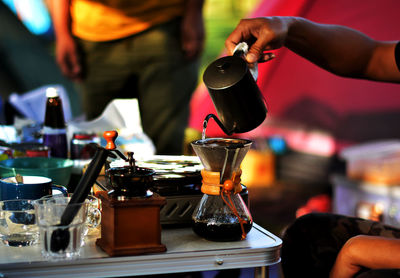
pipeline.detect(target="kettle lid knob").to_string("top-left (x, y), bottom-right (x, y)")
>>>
top-left (216, 61), bottom-right (230, 72)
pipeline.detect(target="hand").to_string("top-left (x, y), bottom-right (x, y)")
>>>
top-left (181, 8), bottom-right (205, 60)
top-left (225, 17), bottom-right (293, 63)
top-left (55, 34), bottom-right (83, 81)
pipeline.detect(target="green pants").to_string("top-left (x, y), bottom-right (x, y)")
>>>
top-left (77, 18), bottom-right (199, 155)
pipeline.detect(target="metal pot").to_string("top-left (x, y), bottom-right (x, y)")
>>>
top-left (203, 51), bottom-right (267, 135)
top-left (106, 166), bottom-right (155, 198)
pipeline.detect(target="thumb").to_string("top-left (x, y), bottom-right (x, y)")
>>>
top-left (246, 52), bottom-right (259, 64)
top-left (246, 40), bottom-right (267, 63)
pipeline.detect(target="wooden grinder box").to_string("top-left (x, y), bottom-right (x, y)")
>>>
top-left (96, 191), bottom-right (167, 256)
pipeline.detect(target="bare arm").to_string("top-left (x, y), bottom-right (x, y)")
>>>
top-left (181, 0), bottom-right (205, 60)
top-left (330, 235), bottom-right (400, 278)
top-left (225, 17), bottom-right (400, 83)
top-left (49, 0), bottom-right (82, 81)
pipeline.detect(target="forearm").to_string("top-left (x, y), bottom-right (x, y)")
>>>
top-left (49, 0), bottom-right (82, 80)
top-left (181, 0), bottom-right (205, 59)
top-left (284, 17), bottom-right (375, 77)
top-left (48, 0), bottom-right (72, 40)
top-left (284, 17), bottom-right (400, 82)
top-left (184, 0), bottom-right (204, 14)
top-left (330, 235), bottom-right (400, 278)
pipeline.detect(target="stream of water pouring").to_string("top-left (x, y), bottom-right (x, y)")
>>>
top-left (202, 117), bottom-right (209, 140)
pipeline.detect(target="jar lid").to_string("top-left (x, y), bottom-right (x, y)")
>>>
top-left (73, 133), bottom-right (95, 140)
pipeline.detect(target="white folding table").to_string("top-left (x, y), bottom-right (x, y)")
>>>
top-left (0, 223), bottom-right (281, 278)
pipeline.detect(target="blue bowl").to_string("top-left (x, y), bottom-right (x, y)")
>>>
top-left (0, 157), bottom-right (73, 186)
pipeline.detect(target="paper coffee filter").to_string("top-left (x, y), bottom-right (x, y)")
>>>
top-left (191, 138), bottom-right (252, 182)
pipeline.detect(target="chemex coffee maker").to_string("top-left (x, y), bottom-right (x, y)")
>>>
top-left (190, 42), bottom-right (269, 241)
top-left (191, 138), bottom-right (253, 241)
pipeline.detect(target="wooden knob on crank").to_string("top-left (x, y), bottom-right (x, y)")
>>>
top-left (103, 130), bottom-right (118, 150)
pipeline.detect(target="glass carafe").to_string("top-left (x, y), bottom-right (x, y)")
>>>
top-left (191, 138), bottom-right (253, 241)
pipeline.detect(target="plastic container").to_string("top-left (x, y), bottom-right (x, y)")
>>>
top-left (70, 133), bottom-right (99, 160)
top-left (332, 174), bottom-right (400, 227)
top-left (340, 140), bottom-right (400, 184)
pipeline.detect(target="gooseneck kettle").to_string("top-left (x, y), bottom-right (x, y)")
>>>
top-left (203, 43), bottom-right (268, 135)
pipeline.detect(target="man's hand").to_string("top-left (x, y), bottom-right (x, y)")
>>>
top-left (225, 17), bottom-right (291, 63)
top-left (55, 35), bottom-right (83, 81)
top-left (181, 0), bottom-right (205, 60)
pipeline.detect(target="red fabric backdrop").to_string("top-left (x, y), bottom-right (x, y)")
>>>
top-left (189, 0), bottom-right (400, 149)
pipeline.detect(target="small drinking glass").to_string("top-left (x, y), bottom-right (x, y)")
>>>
top-left (85, 195), bottom-right (101, 236)
top-left (0, 199), bottom-right (38, 247)
top-left (34, 196), bottom-right (88, 260)
top-left (56, 194), bottom-right (101, 236)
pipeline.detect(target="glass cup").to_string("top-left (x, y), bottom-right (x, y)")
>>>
top-left (55, 194), bottom-right (101, 236)
top-left (34, 196), bottom-right (88, 260)
top-left (0, 199), bottom-right (39, 247)
top-left (85, 195), bottom-right (101, 236)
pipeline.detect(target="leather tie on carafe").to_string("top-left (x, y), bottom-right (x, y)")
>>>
top-left (201, 169), bottom-right (248, 240)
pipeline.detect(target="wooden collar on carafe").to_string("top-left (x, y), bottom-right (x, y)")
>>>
top-left (200, 169), bottom-right (242, 195)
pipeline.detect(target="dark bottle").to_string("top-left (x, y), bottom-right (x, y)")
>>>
top-left (42, 87), bottom-right (68, 158)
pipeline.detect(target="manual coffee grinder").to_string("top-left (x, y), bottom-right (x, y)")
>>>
top-left (191, 137), bottom-right (253, 241)
top-left (96, 130), bottom-right (167, 256)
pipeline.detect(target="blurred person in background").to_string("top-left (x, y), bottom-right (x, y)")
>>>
top-left (49, 0), bottom-right (204, 155)
top-left (226, 16), bottom-right (400, 278)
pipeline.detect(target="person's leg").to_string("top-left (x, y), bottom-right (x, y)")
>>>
top-left (76, 38), bottom-right (138, 120)
top-left (281, 213), bottom-right (400, 278)
top-left (132, 18), bottom-right (199, 155)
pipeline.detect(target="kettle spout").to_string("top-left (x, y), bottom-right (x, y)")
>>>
top-left (203, 114), bottom-right (233, 136)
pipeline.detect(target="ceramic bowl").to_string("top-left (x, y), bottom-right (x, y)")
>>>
top-left (0, 157), bottom-right (73, 186)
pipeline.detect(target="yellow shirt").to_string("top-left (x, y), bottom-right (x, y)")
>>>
top-left (71, 0), bottom-right (186, 41)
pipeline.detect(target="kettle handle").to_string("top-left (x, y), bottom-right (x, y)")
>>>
top-left (232, 42), bottom-right (248, 57)
top-left (232, 42), bottom-right (258, 81)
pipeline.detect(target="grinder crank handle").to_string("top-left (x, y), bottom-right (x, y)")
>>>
top-left (103, 130), bottom-right (128, 161)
